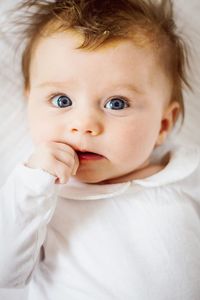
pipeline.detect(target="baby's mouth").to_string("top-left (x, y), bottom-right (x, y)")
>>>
top-left (76, 151), bottom-right (104, 161)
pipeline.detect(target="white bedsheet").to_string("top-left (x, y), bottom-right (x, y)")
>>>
top-left (0, 1), bottom-right (199, 299)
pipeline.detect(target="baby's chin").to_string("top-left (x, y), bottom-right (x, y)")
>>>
top-left (73, 174), bottom-right (106, 184)
top-left (73, 172), bottom-right (130, 185)
top-left (72, 169), bottom-right (115, 184)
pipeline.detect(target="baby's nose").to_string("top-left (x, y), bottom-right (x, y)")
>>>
top-left (71, 127), bottom-right (100, 136)
top-left (70, 117), bottom-right (103, 136)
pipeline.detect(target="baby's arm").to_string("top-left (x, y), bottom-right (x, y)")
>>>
top-left (0, 142), bottom-right (79, 288)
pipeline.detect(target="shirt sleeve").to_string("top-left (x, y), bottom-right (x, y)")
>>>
top-left (0, 163), bottom-right (58, 288)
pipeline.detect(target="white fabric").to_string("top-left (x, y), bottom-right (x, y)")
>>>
top-left (0, 144), bottom-right (200, 300)
top-left (0, 0), bottom-right (200, 299)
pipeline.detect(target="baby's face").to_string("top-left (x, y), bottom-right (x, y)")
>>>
top-left (27, 31), bottom-right (174, 184)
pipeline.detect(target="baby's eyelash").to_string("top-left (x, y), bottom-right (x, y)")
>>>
top-left (107, 96), bottom-right (131, 106)
top-left (47, 92), bottom-right (66, 101)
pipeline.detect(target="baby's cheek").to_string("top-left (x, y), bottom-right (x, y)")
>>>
top-left (115, 126), bottom-right (155, 161)
top-left (39, 124), bottom-right (63, 145)
top-left (29, 121), bottom-right (51, 145)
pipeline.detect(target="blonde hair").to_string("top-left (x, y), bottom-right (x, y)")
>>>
top-left (15, 0), bottom-right (190, 121)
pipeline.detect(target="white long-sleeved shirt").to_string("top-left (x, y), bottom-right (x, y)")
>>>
top-left (0, 143), bottom-right (200, 300)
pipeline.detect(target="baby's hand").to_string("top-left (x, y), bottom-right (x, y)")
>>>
top-left (25, 142), bottom-right (79, 184)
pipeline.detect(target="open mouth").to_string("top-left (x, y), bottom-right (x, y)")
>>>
top-left (76, 151), bottom-right (104, 161)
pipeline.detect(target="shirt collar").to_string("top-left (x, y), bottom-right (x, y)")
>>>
top-left (58, 178), bottom-right (131, 200)
top-left (134, 144), bottom-right (200, 187)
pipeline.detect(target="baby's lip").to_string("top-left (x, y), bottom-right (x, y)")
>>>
top-left (76, 150), bottom-right (104, 156)
top-left (74, 146), bottom-right (101, 155)
top-left (76, 151), bottom-right (105, 161)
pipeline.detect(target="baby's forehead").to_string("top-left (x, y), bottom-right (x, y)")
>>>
top-left (33, 29), bottom-right (169, 88)
top-left (32, 30), bottom-right (161, 70)
top-left (30, 29), bottom-right (170, 81)
top-left (30, 31), bottom-right (172, 102)
top-left (34, 26), bottom-right (163, 61)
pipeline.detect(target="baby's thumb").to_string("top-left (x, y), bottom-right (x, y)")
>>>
top-left (72, 152), bottom-right (79, 175)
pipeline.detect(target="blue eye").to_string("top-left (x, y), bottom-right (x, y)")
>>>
top-left (104, 98), bottom-right (129, 110)
top-left (51, 95), bottom-right (72, 108)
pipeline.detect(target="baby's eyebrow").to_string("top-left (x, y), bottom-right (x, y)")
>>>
top-left (116, 83), bottom-right (144, 94)
top-left (34, 81), bottom-right (70, 89)
top-left (33, 81), bottom-right (144, 94)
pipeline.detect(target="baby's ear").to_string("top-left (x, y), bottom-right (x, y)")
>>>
top-left (156, 101), bottom-right (180, 146)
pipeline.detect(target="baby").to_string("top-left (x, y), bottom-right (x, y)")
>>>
top-left (0, 0), bottom-right (200, 299)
